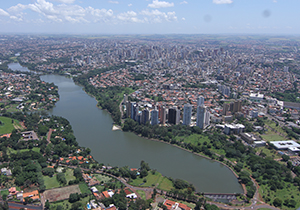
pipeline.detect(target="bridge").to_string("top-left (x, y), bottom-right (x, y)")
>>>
top-left (203, 193), bottom-right (238, 202)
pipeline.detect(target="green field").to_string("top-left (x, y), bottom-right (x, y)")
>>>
top-left (0, 116), bottom-right (21, 135)
top-left (255, 147), bottom-right (281, 159)
top-left (259, 182), bottom-right (300, 210)
top-left (44, 175), bottom-right (61, 189)
top-left (136, 190), bottom-right (146, 200)
top-left (129, 171), bottom-right (174, 191)
top-left (262, 133), bottom-right (285, 142)
top-left (79, 182), bottom-right (91, 194)
top-left (65, 169), bottom-right (76, 183)
top-left (94, 174), bottom-right (111, 183)
top-left (175, 133), bottom-right (210, 146)
top-left (8, 147), bottom-right (40, 155)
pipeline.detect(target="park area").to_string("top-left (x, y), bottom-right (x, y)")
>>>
top-left (0, 116), bottom-right (22, 135)
top-left (129, 171), bottom-right (173, 191)
top-left (43, 185), bottom-right (81, 202)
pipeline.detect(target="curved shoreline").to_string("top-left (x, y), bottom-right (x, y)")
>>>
top-left (86, 94), bottom-right (246, 194)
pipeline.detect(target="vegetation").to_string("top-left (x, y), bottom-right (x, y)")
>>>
top-left (73, 65), bottom-right (137, 125)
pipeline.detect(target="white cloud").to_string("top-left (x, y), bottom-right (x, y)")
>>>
top-left (273, 0), bottom-right (277, 2)
top-left (180, 1), bottom-right (188, 4)
top-left (148, 0), bottom-right (174, 8)
top-left (213, 0), bottom-right (233, 4)
top-left (51, 0), bottom-right (76, 3)
top-left (0, 8), bottom-right (9, 16)
top-left (128, 4), bottom-right (132, 7)
top-left (140, 9), bottom-right (177, 22)
top-left (182, 17), bottom-right (185, 20)
top-left (117, 11), bottom-right (143, 23)
top-left (108, 1), bottom-right (119, 4)
top-left (5, 0), bottom-right (176, 25)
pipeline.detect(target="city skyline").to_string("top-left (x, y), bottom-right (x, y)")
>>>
top-left (0, 0), bottom-right (298, 34)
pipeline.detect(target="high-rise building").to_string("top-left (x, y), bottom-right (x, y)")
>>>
top-left (197, 96), bottom-right (205, 106)
top-left (159, 105), bottom-right (166, 124)
top-left (126, 101), bottom-right (131, 118)
top-left (183, 103), bottom-right (192, 126)
top-left (123, 94), bottom-right (128, 104)
top-left (151, 109), bottom-right (159, 126)
top-left (196, 105), bottom-right (206, 129)
top-left (130, 102), bottom-right (136, 120)
top-left (233, 100), bottom-right (242, 113)
top-left (168, 107), bottom-right (180, 125)
top-left (142, 109), bottom-right (150, 125)
top-left (205, 110), bottom-right (210, 127)
top-left (223, 103), bottom-right (230, 115)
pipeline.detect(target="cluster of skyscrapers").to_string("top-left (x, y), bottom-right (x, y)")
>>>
top-left (124, 96), bottom-right (210, 129)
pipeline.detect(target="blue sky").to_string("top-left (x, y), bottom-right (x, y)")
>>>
top-left (0, 0), bottom-right (298, 34)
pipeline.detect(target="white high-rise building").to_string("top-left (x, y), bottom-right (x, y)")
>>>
top-left (196, 105), bottom-right (206, 129)
top-left (197, 96), bottom-right (205, 106)
top-left (205, 110), bottom-right (210, 127)
top-left (183, 103), bottom-right (192, 126)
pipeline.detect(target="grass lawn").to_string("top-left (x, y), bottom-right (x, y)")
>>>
top-left (94, 174), bottom-right (111, 183)
top-left (95, 184), bottom-right (105, 192)
top-left (44, 175), bottom-right (61, 190)
top-left (175, 134), bottom-right (210, 146)
top-left (0, 116), bottom-right (21, 135)
top-left (255, 147), bottom-right (281, 159)
top-left (136, 190), bottom-right (146, 200)
top-left (129, 171), bottom-right (163, 188)
top-left (49, 195), bottom-right (91, 210)
top-left (261, 133), bottom-right (285, 142)
top-left (79, 182), bottom-right (91, 194)
top-left (65, 169), bottom-right (76, 183)
top-left (259, 182), bottom-right (300, 210)
top-left (157, 177), bottom-right (174, 191)
top-left (8, 147), bottom-right (41, 155)
top-left (129, 171), bottom-right (174, 191)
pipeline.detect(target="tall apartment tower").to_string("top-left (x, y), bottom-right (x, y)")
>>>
top-left (141, 108), bottom-right (150, 125)
top-left (196, 105), bottom-right (206, 129)
top-left (168, 107), bottom-right (180, 125)
top-left (233, 100), bottom-right (242, 113)
top-left (126, 101), bottom-right (131, 118)
top-left (130, 102), bottom-right (136, 120)
top-left (183, 103), bottom-right (192, 126)
top-left (197, 96), bottom-right (205, 106)
top-left (158, 105), bottom-right (166, 124)
top-left (151, 109), bottom-right (159, 126)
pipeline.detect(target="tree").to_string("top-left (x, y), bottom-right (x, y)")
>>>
top-left (69, 193), bottom-right (80, 203)
top-left (273, 198), bottom-right (282, 207)
top-left (282, 154), bottom-right (290, 162)
top-left (140, 169), bottom-right (148, 178)
top-left (45, 200), bottom-right (50, 209)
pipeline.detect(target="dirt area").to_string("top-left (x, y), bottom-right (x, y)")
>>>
top-left (43, 185), bottom-right (80, 202)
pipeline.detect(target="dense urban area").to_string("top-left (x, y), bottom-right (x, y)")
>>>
top-left (1, 35), bottom-right (300, 210)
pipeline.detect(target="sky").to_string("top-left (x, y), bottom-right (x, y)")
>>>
top-left (0, 0), bottom-right (298, 35)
